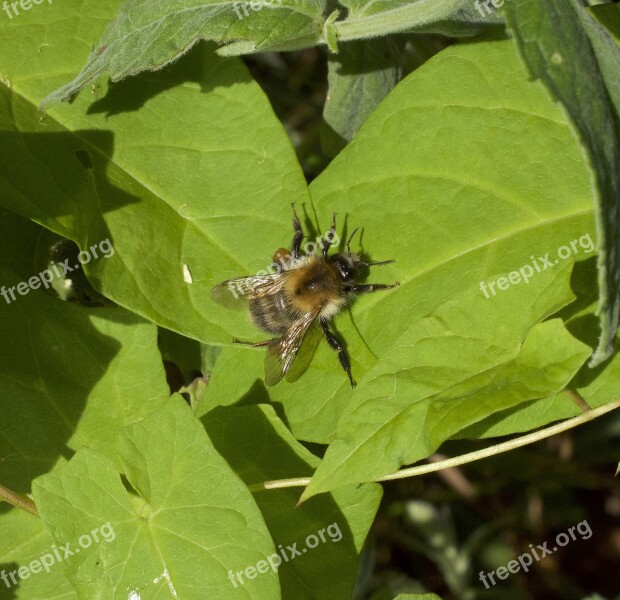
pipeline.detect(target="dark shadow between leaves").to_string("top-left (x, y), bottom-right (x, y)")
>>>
top-left (233, 379), bottom-right (292, 431)
top-left (238, 378), bottom-right (271, 406)
top-left (87, 42), bottom-right (242, 118)
top-left (0, 561), bottom-right (18, 598)
top-left (0, 127), bottom-right (145, 528)
top-left (560, 256), bottom-right (617, 387)
top-left (201, 405), bottom-right (366, 600)
top-left (0, 128), bottom-right (139, 255)
top-left (0, 269), bottom-right (151, 516)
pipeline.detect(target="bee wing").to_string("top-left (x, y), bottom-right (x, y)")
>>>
top-left (210, 272), bottom-right (289, 310)
top-left (284, 321), bottom-right (322, 383)
top-left (264, 307), bottom-right (321, 386)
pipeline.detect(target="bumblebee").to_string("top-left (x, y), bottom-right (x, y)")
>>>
top-left (211, 206), bottom-right (399, 387)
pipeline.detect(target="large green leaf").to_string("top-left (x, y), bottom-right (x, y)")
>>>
top-left (39, 0), bottom-right (327, 107)
top-left (202, 404), bottom-right (381, 599)
top-left (0, 510), bottom-right (77, 599)
top-left (32, 398), bottom-right (279, 599)
top-left (322, 35), bottom-right (446, 155)
top-left (0, 210), bottom-right (167, 598)
top-left (38, 0), bottom-right (504, 108)
top-left (462, 258), bottom-right (620, 438)
top-left (322, 38), bottom-right (404, 155)
top-left (301, 281), bottom-right (590, 500)
top-left (0, 210), bottom-right (169, 493)
top-left (200, 37), bottom-right (598, 445)
top-left (0, 0), bottom-right (309, 345)
top-left (505, 0), bottom-right (620, 367)
top-left (591, 4), bottom-right (620, 43)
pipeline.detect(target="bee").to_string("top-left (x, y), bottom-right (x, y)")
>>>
top-left (211, 206), bottom-right (399, 388)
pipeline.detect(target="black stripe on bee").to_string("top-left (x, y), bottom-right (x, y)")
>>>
top-left (250, 292), bottom-right (296, 335)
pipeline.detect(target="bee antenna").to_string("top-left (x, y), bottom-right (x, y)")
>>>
top-left (346, 227), bottom-right (360, 253)
top-left (361, 259), bottom-right (396, 267)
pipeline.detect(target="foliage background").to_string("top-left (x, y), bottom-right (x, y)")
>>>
top-left (0, 0), bottom-right (619, 599)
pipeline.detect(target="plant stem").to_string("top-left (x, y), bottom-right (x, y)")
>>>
top-left (331, 0), bottom-right (485, 42)
top-left (566, 389), bottom-right (591, 412)
top-left (379, 398), bottom-right (619, 482)
top-left (248, 398), bottom-right (620, 492)
top-left (0, 483), bottom-right (39, 517)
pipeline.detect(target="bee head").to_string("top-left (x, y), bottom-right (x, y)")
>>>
top-left (329, 253), bottom-right (361, 282)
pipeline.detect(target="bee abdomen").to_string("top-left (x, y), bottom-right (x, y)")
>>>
top-left (249, 292), bottom-right (294, 335)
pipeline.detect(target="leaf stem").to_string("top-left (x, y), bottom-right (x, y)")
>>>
top-left (330, 0), bottom-right (499, 42)
top-left (333, 13), bottom-right (413, 42)
top-left (0, 483), bottom-right (39, 517)
top-left (248, 398), bottom-right (620, 492)
top-left (566, 389), bottom-right (591, 412)
top-left (378, 398), bottom-right (619, 482)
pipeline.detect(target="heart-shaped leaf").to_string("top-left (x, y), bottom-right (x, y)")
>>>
top-left (32, 398), bottom-right (279, 599)
top-left (202, 403), bottom-right (381, 599)
top-left (0, 0), bottom-right (309, 346)
top-left (200, 37), bottom-right (598, 445)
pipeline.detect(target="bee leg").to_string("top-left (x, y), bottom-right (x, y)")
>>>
top-left (320, 320), bottom-right (356, 388)
top-left (345, 282), bottom-right (400, 294)
top-left (291, 203), bottom-right (304, 259)
top-left (322, 212), bottom-right (337, 257)
top-left (233, 337), bottom-right (274, 348)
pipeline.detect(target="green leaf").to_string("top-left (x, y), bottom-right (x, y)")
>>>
top-left (32, 397), bottom-right (279, 599)
top-left (322, 38), bottom-right (403, 155)
top-left (591, 4), bottom-right (620, 44)
top-left (201, 37), bottom-right (597, 445)
top-left (333, 0), bottom-right (504, 41)
top-left (0, 207), bottom-right (60, 284)
top-left (301, 277), bottom-right (591, 500)
top-left (0, 209), bottom-right (166, 597)
top-left (322, 35), bottom-right (447, 155)
top-left (37, 0), bottom-right (504, 109)
top-left (504, 0), bottom-right (620, 367)
top-left (202, 404), bottom-right (381, 599)
top-left (0, 210), bottom-right (169, 493)
top-left (0, 510), bottom-right (78, 599)
top-left (40, 0), bottom-right (327, 107)
top-left (0, 0), bottom-right (309, 345)
top-left (457, 392), bottom-right (581, 439)
top-left (462, 257), bottom-right (620, 438)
